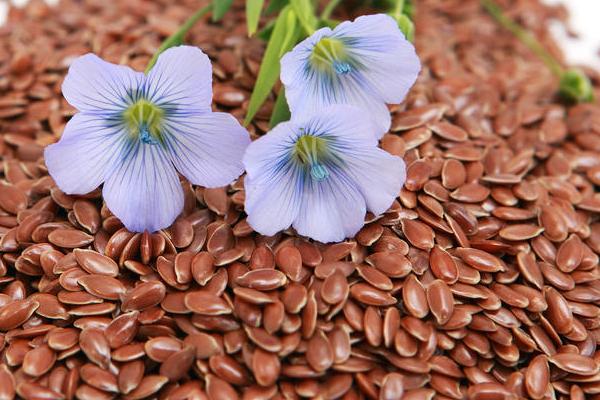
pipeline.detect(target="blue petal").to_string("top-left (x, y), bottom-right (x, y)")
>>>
top-left (306, 106), bottom-right (406, 215)
top-left (298, 104), bottom-right (379, 148)
top-left (102, 141), bottom-right (184, 233)
top-left (303, 105), bottom-right (404, 214)
top-left (294, 168), bottom-right (366, 243)
top-left (243, 107), bottom-right (397, 242)
top-left (144, 46), bottom-right (213, 114)
top-left (333, 14), bottom-right (421, 104)
top-left (283, 57), bottom-right (392, 137)
top-left (280, 27), bottom-right (332, 88)
top-left (62, 54), bottom-right (144, 113)
top-left (44, 113), bottom-right (127, 194)
top-left (243, 121), bottom-right (305, 236)
top-left (344, 147), bottom-right (405, 215)
top-left (162, 112), bottom-right (250, 188)
top-left (280, 14), bottom-right (420, 138)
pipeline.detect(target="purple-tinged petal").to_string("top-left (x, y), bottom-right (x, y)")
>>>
top-left (333, 14), bottom-right (421, 105)
top-left (294, 169), bottom-right (367, 243)
top-left (299, 104), bottom-right (379, 147)
top-left (163, 112), bottom-right (250, 188)
top-left (313, 106), bottom-right (405, 214)
top-left (344, 147), bottom-right (405, 215)
top-left (102, 142), bottom-right (184, 233)
top-left (44, 113), bottom-right (127, 194)
top-left (62, 54), bottom-right (144, 113)
top-left (280, 27), bottom-right (332, 88)
top-left (145, 46), bottom-right (212, 114)
top-left (243, 122), bottom-right (303, 236)
top-left (243, 105), bottom-right (403, 242)
top-left (280, 14), bottom-right (420, 138)
top-left (287, 71), bottom-right (392, 138)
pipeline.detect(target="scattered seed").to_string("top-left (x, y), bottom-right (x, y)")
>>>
top-left (0, 1), bottom-right (598, 398)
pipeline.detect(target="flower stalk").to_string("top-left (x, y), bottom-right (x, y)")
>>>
top-left (389, 0), bottom-right (414, 42)
top-left (481, 0), bottom-right (594, 103)
top-left (145, 4), bottom-right (212, 74)
top-left (321, 0), bottom-right (342, 20)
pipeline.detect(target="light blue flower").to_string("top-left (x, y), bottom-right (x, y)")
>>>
top-left (44, 46), bottom-right (251, 232)
top-left (281, 14), bottom-right (420, 138)
top-left (243, 105), bottom-right (405, 243)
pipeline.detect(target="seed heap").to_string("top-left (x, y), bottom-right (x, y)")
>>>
top-left (0, 0), bottom-right (599, 399)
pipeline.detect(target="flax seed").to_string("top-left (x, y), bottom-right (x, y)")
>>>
top-left (1, 0), bottom-right (600, 397)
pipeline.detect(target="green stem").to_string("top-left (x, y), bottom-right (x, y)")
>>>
top-left (481, 0), bottom-right (563, 77)
top-left (391, 0), bottom-right (405, 20)
top-left (321, 0), bottom-right (342, 20)
top-left (145, 4), bottom-right (212, 74)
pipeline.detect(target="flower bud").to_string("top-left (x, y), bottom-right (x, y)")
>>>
top-left (559, 69), bottom-right (594, 103)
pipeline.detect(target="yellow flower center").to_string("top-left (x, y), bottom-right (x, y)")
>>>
top-left (123, 100), bottom-right (164, 145)
top-left (311, 37), bottom-right (352, 75)
top-left (293, 135), bottom-right (330, 181)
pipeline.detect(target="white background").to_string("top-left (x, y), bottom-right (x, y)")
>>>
top-left (0, 0), bottom-right (599, 70)
top-left (544, 0), bottom-right (600, 70)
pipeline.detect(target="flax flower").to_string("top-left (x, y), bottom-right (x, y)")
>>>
top-left (45, 46), bottom-right (250, 232)
top-left (280, 14), bottom-right (420, 138)
top-left (243, 105), bottom-right (405, 243)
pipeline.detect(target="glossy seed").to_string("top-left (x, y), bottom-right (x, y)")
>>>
top-left (23, 344), bottom-right (56, 377)
top-left (525, 355), bottom-right (549, 399)
top-left (548, 353), bottom-right (600, 376)
top-left (48, 229), bottom-right (94, 248)
top-left (320, 270), bottom-right (349, 304)
top-left (556, 234), bottom-right (583, 272)
top-left (185, 291), bottom-right (232, 315)
top-left (79, 327), bottom-right (111, 368)
top-left (544, 287), bottom-right (574, 334)
top-left (402, 275), bottom-right (429, 318)
top-left (401, 219), bottom-right (435, 250)
top-left (350, 283), bottom-right (396, 306)
top-left (121, 281), bottom-right (166, 312)
top-left (427, 279), bottom-right (454, 325)
top-left (306, 330), bottom-right (334, 372)
top-left (252, 348), bottom-right (281, 387)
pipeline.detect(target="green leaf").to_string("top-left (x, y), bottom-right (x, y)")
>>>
top-left (290, 0), bottom-right (316, 34)
top-left (404, 0), bottom-right (415, 18)
top-left (280, 9), bottom-right (300, 55)
top-left (257, 20), bottom-right (276, 41)
top-left (266, 0), bottom-right (289, 15)
top-left (213, 0), bottom-right (234, 21)
top-left (318, 18), bottom-right (339, 29)
top-left (246, 0), bottom-right (266, 36)
top-left (269, 87), bottom-right (291, 127)
top-left (320, 0), bottom-right (342, 19)
top-left (244, 6), bottom-right (301, 125)
top-left (145, 4), bottom-right (212, 74)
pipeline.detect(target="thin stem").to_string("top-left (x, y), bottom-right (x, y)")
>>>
top-left (481, 0), bottom-right (563, 77)
top-left (145, 4), bottom-right (212, 74)
top-left (391, 0), bottom-right (405, 20)
top-left (321, 0), bottom-right (342, 20)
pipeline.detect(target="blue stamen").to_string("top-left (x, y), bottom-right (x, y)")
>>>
top-left (140, 125), bottom-right (159, 145)
top-left (333, 61), bottom-right (351, 75)
top-left (310, 163), bottom-right (329, 181)
top-left (311, 37), bottom-right (353, 75)
top-left (123, 99), bottom-right (164, 145)
top-left (293, 135), bottom-right (332, 182)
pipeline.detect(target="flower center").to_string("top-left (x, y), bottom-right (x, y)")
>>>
top-left (293, 135), bottom-right (330, 182)
top-left (123, 100), bottom-right (164, 145)
top-left (311, 37), bottom-right (352, 75)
